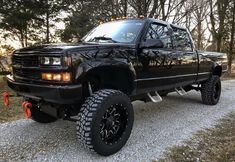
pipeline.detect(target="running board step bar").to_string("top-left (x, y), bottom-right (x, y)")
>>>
top-left (175, 87), bottom-right (187, 96)
top-left (147, 92), bottom-right (162, 103)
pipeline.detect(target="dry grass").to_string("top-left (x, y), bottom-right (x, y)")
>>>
top-left (222, 66), bottom-right (235, 80)
top-left (0, 76), bottom-right (23, 123)
top-left (222, 72), bottom-right (235, 80)
top-left (159, 113), bottom-right (235, 162)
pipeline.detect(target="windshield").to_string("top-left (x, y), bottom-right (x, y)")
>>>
top-left (83, 20), bottom-right (144, 43)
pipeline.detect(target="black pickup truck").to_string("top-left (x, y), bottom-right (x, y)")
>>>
top-left (6, 18), bottom-right (227, 156)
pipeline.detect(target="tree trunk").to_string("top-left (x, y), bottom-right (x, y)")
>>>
top-left (228, 55), bottom-right (233, 75)
top-left (216, 36), bottom-right (222, 52)
top-left (46, 10), bottom-right (50, 44)
top-left (25, 24), bottom-right (28, 47)
top-left (137, 0), bottom-right (142, 17)
top-left (45, 0), bottom-right (50, 44)
top-left (20, 33), bottom-right (25, 47)
top-left (160, 0), bottom-right (166, 20)
top-left (19, 28), bottom-right (25, 47)
top-left (143, 0), bottom-right (148, 17)
top-left (209, 0), bottom-right (229, 52)
top-left (228, 1), bottom-right (235, 74)
top-left (148, 0), bottom-right (159, 18)
top-left (123, 0), bottom-right (127, 17)
top-left (197, 20), bottom-right (202, 50)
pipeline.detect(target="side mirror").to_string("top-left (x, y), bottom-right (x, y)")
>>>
top-left (140, 39), bottom-right (164, 48)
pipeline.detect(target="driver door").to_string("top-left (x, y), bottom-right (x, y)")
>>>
top-left (135, 22), bottom-right (178, 93)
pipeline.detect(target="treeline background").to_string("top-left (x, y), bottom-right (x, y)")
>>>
top-left (0, 0), bottom-right (234, 74)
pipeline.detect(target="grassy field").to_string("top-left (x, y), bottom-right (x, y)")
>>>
top-left (159, 113), bottom-right (235, 162)
top-left (0, 76), bottom-right (23, 123)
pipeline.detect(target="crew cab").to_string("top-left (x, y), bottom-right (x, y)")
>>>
top-left (6, 18), bottom-right (227, 156)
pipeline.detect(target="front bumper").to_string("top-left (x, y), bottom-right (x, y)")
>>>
top-left (6, 75), bottom-right (83, 104)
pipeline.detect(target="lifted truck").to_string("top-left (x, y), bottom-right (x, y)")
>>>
top-left (6, 18), bottom-right (227, 156)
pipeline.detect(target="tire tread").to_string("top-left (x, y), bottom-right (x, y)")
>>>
top-left (76, 89), bottom-right (130, 153)
top-left (201, 75), bottom-right (221, 105)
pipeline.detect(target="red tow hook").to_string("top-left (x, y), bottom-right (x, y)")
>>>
top-left (2, 91), bottom-right (10, 109)
top-left (22, 101), bottom-right (32, 119)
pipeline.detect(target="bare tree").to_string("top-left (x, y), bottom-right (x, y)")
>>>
top-left (228, 0), bottom-right (235, 74)
top-left (148, 0), bottom-right (160, 18)
top-left (128, 0), bottom-right (152, 17)
top-left (186, 0), bottom-right (210, 50)
top-left (120, 0), bottom-right (128, 17)
top-left (209, 0), bottom-right (230, 52)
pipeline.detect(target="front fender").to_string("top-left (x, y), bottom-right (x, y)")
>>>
top-left (69, 47), bottom-right (137, 83)
top-left (75, 58), bottom-right (136, 80)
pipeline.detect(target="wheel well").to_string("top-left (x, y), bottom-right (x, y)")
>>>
top-left (83, 66), bottom-right (135, 95)
top-left (213, 66), bottom-right (222, 77)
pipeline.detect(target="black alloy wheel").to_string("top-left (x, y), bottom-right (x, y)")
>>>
top-left (77, 89), bottom-right (134, 156)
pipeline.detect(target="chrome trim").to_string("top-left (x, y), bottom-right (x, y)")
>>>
top-left (197, 72), bottom-right (211, 75)
top-left (135, 72), bottom-right (211, 82)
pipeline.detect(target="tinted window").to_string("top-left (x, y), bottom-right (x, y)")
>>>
top-left (145, 23), bottom-right (172, 49)
top-left (172, 28), bottom-right (192, 51)
top-left (83, 20), bottom-right (144, 43)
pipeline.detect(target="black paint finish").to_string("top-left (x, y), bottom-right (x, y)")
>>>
top-left (7, 18), bottom-right (228, 107)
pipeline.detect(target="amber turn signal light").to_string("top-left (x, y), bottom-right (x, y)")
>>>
top-left (42, 72), bottom-right (71, 82)
top-left (42, 73), bottom-right (53, 80)
top-left (53, 74), bottom-right (62, 81)
top-left (62, 72), bottom-right (71, 82)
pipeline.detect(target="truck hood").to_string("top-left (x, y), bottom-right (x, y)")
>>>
top-left (14, 43), bottom-right (134, 55)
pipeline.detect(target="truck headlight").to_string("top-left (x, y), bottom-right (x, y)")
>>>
top-left (52, 57), bottom-right (61, 65)
top-left (41, 56), bottom-right (61, 66)
top-left (42, 57), bottom-right (50, 65)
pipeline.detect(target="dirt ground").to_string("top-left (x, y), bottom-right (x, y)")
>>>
top-left (0, 76), bottom-right (23, 123)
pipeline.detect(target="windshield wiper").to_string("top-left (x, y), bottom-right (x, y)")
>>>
top-left (92, 36), bottom-right (119, 43)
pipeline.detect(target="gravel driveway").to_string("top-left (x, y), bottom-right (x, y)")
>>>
top-left (1, 79), bottom-right (235, 162)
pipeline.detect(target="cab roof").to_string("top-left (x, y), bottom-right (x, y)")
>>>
top-left (109, 17), bottom-right (187, 31)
